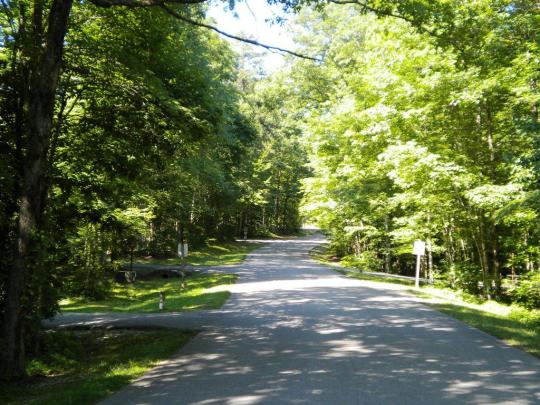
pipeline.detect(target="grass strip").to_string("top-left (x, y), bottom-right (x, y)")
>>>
top-left (343, 271), bottom-right (415, 287)
top-left (351, 270), bottom-right (540, 358)
top-left (0, 328), bottom-right (195, 405)
top-left (408, 287), bottom-right (540, 358)
top-left (312, 243), bottom-right (540, 358)
top-left (61, 273), bottom-right (236, 313)
top-left (133, 241), bottom-right (261, 267)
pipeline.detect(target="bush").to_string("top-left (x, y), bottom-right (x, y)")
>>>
top-left (342, 251), bottom-right (382, 272)
top-left (67, 223), bottom-right (113, 300)
top-left (510, 272), bottom-right (540, 309)
top-left (441, 263), bottom-right (484, 295)
top-left (509, 305), bottom-right (540, 326)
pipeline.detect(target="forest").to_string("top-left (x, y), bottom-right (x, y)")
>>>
top-left (0, 0), bottom-right (307, 379)
top-left (1, 0), bottom-right (539, 385)
top-left (294, 2), bottom-right (539, 303)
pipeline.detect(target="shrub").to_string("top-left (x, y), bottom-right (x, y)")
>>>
top-left (510, 272), bottom-right (540, 309)
top-left (509, 305), bottom-right (540, 326)
top-left (342, 251), bottom-right (382, 272)
top-left (441, 263), bottom-right (484, 295)
top-left (67, 223), bottom-right (112, 299)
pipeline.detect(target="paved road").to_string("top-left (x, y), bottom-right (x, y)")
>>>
top-left (49, 234), bottom-right (540, 404)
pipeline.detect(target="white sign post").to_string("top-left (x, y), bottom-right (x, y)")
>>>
top-left (183, 243), bottom-right (188, 258)
top-left (413, 240), bottom-right (426, 288)
top-left (177, 243), bottom-right (188, 259)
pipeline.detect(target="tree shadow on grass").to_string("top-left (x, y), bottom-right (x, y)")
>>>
top-left (0, 328), bottom-right (196, 405)
top-left (61, 274), bottom-right (236, 313)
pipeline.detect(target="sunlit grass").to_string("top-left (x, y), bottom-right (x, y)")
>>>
top-left (60, 273), bottom-right (236, 313)
top-left (408, 287), bottom-right (540, 358)
top-left (132, 241), bottom-right (261, 267)
top-left (344, 271), bottom-right (415, 287)
top-left (0, 328), bottom-right (195, 405)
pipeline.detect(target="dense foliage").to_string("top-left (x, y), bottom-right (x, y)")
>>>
top-left (0, 1), bottom-right (307, 378)
top-left (292, 2), bottom-right (539, 301)
top-left (1, 0), bottom-right (538, 380)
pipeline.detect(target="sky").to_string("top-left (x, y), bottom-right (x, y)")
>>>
top-left (207, 0), bottom-right (296, 73)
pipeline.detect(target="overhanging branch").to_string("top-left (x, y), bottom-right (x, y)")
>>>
top-left (161, 4), bottom-right (322, 62)
top-left (328, 0), bottom-right (437, 37)
top-left (90, 0), bottom-right (206, 7)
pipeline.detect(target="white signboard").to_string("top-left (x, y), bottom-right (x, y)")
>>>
top-left (413, 240), bottom-right (426, 256)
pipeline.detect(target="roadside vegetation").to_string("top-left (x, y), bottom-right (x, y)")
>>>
top-left (413, 288), bottom-right (540, 358)
top-left (60, 239), bottom-right (255, 313)
top-left (297, 4), bottom-right (539, 311)
top-left (0, 328), bottom-right (195, 405)
top-left (1, 241), bottom-right (247, 401)
top-left (312, 244), bottom-right (540, 358)
top-left (2, 0), bottom-right (538, 383)
top-left (132, 241), bottom-right (261, 267)
top-left (61, 273), bottom-right (236, 313)
top-left (1, 0), bottom-right (307, 378)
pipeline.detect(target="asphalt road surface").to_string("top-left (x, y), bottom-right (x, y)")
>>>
top-left (49, 234), bottom-right (540, 404)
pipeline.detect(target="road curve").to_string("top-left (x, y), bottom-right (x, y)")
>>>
top-left (55, 234), bottom-right (540, 404)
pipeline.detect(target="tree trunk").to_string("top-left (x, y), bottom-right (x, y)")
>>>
top-left (354, 233), bottom-right (361, 257)
top-left (384, 216), bottom-right (390, 273)
top-left (1, 0), bottom-right (72, 380)
top-left (489, 224), bottom-right (501, 296)
top-left (477, 218), bottom-right (490, 298)
top-left (444, 220), bottom-right (456, 266)
top-left (426, 238), bottom-right (434, 284)
top-left (179, 222), bottom-right (185, 246)
top-left (273, 171), bottom-right (281, 229)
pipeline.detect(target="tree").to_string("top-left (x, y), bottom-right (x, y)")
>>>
top-left (291, 3), bottom-right (538, 297)
top-left (2, 0), bottom-right (536, 379)
top-left (1, 0), bottom-right (255, 379)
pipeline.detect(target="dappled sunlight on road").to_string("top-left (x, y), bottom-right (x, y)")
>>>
top-left (50, 233), bottom-right (540, 405)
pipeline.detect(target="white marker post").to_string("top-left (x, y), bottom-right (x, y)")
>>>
top-left (413, 240), bottom-right (426, 288)
top-left (183, 243), bottom-right (188, 258)
top-left (159, 291), bottom-right (165, 310)
top-left (177, 242), bottom-right (188, 258)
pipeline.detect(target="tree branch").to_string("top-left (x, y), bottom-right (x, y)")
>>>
top-left (161, 4), bottom-right (322, 62)
top-left (328, 0), bottom-right (437, 37)
top-left (89, 0), bottom-right (206, 8)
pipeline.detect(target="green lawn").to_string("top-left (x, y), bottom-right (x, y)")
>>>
top-left (0, 328), bottom-right (195, 405)
top-left (132, 241), bottom-right (261, 267)
top-left (8, 242), bottom-right (251, 403)
top-left (61, 273), bottom-right (236, 312)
